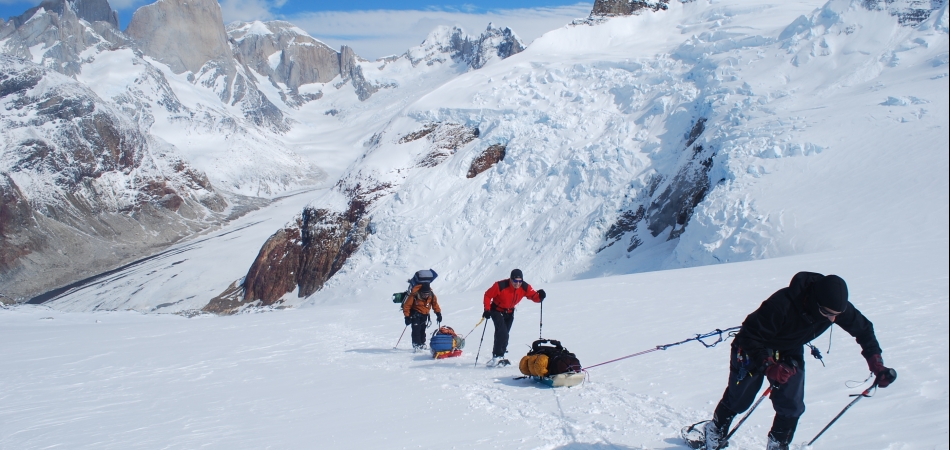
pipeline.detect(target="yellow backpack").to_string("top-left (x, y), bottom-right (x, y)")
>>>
top-left (519, 354), bottom-right (549, 377)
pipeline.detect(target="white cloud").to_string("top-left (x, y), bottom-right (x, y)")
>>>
top-left (219, 0), bottom-right (280, 23)
top-left (282, 4), bottom-right (593, 60)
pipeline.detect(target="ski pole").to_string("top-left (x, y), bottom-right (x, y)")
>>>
top-left (474, 319), bottom-right (489, 367)
top-left (464, 318), bottom-right (485, 339)
top-left (805, 369), bottom-right (896, 446)
top-left (719, 386), bottom-right (772, 449)
top-left (539, 296), bottom-right (543, 339)
top-left (393, 325), bottom-right (408, 349)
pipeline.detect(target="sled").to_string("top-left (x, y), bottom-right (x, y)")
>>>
top-left (433, 349), bottom-right (463, 359)
top-left (517, 371), bottom-right (585, 388)
top-left (537, 371), bottom-right (585, 388)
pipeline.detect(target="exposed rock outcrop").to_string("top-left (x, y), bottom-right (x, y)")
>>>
top-left (591, 0), bottom-right (670, 16)
top-left (206, 181), bottom-right (388, 313)
top-left (398, 122), bottom-right (480, 168)
top-left (600, 117), bottom-right (714, 252)
top-left (861, 0), bottom-right (946, 25)
top-left (467, 144), bottom-right (506, 178)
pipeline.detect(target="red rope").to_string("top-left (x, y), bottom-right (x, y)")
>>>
top-left (582, 347), bottom-right (662, 370)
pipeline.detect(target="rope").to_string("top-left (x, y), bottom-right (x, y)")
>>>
top-left (583, 326), bottom-right (740, 370)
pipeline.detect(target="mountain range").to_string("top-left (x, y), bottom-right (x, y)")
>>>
top-left (0, 0), bottom-right (526, 302)
top-left (1, 0), bottom-right (947, 314)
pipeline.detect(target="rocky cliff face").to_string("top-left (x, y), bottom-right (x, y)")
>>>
top-left (125, 0), bottom-right (289, 131)
top-left (125, 0), bottom-right (232, 77)
top-left (0, 0), bottom-right (126, 76)
top-left (205, 181), bottom-right (384, 313)
top-left (0, 55), bottom-right (228, 300)
top-left (601, 118), bottom-right (714, 252)
top-left (229, 21), bottom-right (340, 91)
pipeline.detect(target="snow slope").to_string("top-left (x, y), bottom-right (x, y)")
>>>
top-left (2, 242), bottom-right (946, 449)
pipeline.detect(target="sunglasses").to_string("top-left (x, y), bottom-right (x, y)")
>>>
top-left (511, 279), bottom-right (523, 284)
top-left (818, 305), bottom-right (841, 318)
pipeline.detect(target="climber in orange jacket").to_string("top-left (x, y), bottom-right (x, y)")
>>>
top-left (403, 283), bottom-right (441, 351)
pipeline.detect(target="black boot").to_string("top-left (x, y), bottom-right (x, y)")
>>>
top-left (766, 415), bottom-right (798, 450)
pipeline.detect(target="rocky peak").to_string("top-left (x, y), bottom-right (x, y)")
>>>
top-left (10, 0), bottom-right (118, 29)
top-left (407, 24), bottom-right (525, 70)
top-left (228, 20), bottom-right (341, 91)
top-left (0, 0), bottom-right (123, 76)
top-left (125, 0), bottom-right (234, 76)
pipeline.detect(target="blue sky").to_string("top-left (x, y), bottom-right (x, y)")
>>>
top-left (1, 0), bottom-right (592, 59)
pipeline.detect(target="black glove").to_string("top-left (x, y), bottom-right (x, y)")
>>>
top-left (404, 316), bottom-right (411, 326)
top-left (538, 289), bottom-right (546, 301)
top-left (436, 312), bottom-right (442, 323)
top-left (866, 354), bottom-right (896, 388)
top-left (482, 310), bottom-right (491, 319)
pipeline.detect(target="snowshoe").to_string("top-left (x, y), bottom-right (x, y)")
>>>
top-left (485, 356), bottom-right (507, 367)
top-left (680, 420), bottom-right (709, 449)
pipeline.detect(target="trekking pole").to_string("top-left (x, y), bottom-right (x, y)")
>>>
top-left (539, 297), bottom-right (543, 339)
top-left (718, 386), bottom-right (772, 449)
top-left (393, 325), bottom-right (408, 349)
top-left (805, 369), bottom-right (896, 446)
top-left (464, 318), bottom-right (485, 339)
top-left (474, 319), bottom-right (489, 367)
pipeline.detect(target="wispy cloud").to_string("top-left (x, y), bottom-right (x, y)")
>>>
top-left (220, 0), bottom-right (278, 23)
top-left (221, 3), bottom-right (593, 60)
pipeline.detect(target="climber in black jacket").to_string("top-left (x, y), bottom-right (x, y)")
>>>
top-left (702, 272), bottom-right (896, 450)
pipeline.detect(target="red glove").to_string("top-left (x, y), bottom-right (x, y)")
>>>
top-left (866, 354), bottom-right (895, 388)
top-left (764, 358), bottom-right (797, 384)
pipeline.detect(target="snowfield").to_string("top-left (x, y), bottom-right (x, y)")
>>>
top-left (2, 243), bottom-right (947, 449)
top-left (2, 0), bottom-right (948, 448)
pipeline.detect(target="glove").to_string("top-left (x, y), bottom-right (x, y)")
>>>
top-left (436, 312), bottom-right (442, 323)
top-left (482, 310), bottom-right (491, 319)
top-left (538, 289), bottom-right (546, 301)
top-left (404, 316), bottom-right (411, 326)
top-left (866, 354), bottom-right (896, 388)
top-left (764, 358), bottom-right (797, 385)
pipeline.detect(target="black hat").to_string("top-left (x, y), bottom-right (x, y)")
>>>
top-left (811, 275), bottom-right (848, 312)
top-left (510, 269), bottom-right (524, 280)
top-left (418, 283), bottom-right (432, 294)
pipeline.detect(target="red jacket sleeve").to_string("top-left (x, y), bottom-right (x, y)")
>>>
top-left (524, 283), bottom-right (542, 303)
top-left (484, 282), bottom-right (500, 311)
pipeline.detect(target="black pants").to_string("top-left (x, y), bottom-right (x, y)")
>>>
top-left (490, 310), bottom-right (515, 358)
top-left (712, 346), bottom-right (805, 444)
top-left (410, 311), bottom-right (429, 346)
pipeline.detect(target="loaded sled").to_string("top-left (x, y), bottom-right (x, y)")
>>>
top-left (429, 326), bottom-right (464, 359)
top-left (517, 339), bottom-right (585, 388)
